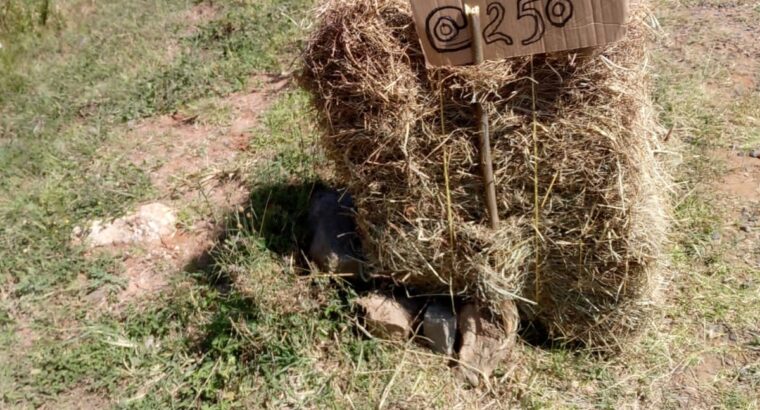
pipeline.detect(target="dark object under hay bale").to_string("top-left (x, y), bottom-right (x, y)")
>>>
top-left (301, 0), bottom-right (668, 350)
top-left (307, 188), bottom-right (364, 275)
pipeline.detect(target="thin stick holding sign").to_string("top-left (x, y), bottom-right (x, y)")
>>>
top-left (466, 5), bottom-right (499, 230)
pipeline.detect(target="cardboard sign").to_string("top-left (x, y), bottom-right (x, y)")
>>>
top-left (410, 0), bottom-right (629, 66)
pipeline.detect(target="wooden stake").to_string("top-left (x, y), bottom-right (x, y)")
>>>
top-left (466, 5), bottom-right (499, 230)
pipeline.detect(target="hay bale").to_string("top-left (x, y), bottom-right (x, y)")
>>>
top-left (301, 0), bottom-right (668, 349)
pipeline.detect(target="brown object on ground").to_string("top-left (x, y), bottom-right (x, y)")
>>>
top-left (356, 293), bottom-right (416, 341)
top-left (457, 301), bottom-right (519, 386)
top-left (301, 0), bottom-right (669, 350)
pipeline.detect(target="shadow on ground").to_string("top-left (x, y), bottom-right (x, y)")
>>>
top-left (178, 179), bottom-right (583, 401)
top-left (150, 180), bottom-right (365, 403)
top-left (184, 180), bottom-right (323, 279)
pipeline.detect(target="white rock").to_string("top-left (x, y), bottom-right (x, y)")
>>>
top-left (85, 203), bottom-right (177, 248)
top-left (356, 293), bottom-right (415, 341)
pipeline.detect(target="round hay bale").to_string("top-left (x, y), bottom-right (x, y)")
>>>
top-left (301, 0), bottom-right (668, 349)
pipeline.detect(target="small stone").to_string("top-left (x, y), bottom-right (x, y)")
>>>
top-left (740, 224), bottom-right (752, 233)
top-left (710, 231), bottom-right (721, 242)
top-left (307, 189), bottom-right (363, 275)
top-left (706, 324), bottom-right (723, 339)
top-left (423, 301), bottom-right (457, 355)
top-left (726, 326), bottom-right (737, 342)
top-left (84, 287), bottom-right (109, 306)
top-left (356, 293), bottom-right (415, 341)
top-left (749, 150), bottom-right (760, 159)
top-left (144, 335), bottom-right (156, 350)
top-left (457, 301), bottom-right (519, 387)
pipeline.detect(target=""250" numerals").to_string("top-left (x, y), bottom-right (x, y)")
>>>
top-left (425, 0), bottom-right (575, 53)
top-left (485, 0), bottom-right (574, 46)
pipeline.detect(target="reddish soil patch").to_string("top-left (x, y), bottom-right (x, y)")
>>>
top-left (667, 3), bottom-right (760, 96)
top-left (127, 76), bottom-right (288, 203)
top-left (87, 76), bottom-right (289, 303)
top-left (712, 150), bottom-right (760, 200)
top-left (115, 223), bottom-right (220, 302)
top-left (39, 387), bottom-right (111, 410)
top-left (709, 150), bottom-right (760, 269)
top-left (185, 1), bottom-right (218, 27)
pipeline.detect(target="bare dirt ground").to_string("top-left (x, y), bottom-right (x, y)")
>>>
top-left (82, 76), bottom-right (289, 306)
top-left (656, 1), bottom-right (760, 406)
top-left (667, 2), bottom-right (759, 97)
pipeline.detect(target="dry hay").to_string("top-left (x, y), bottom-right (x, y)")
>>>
top-left (301, 0), bottom-right (668, 350)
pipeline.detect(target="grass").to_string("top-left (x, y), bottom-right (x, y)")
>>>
top-left (0, 0), bottom-right (310, 294)
top-left (1, 0), bottom-right (759, 408)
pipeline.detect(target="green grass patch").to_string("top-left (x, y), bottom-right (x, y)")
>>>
top-left (1, 0), bottom-right (323, 406)
top-left (0, 0), bottom-right (314, 296)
